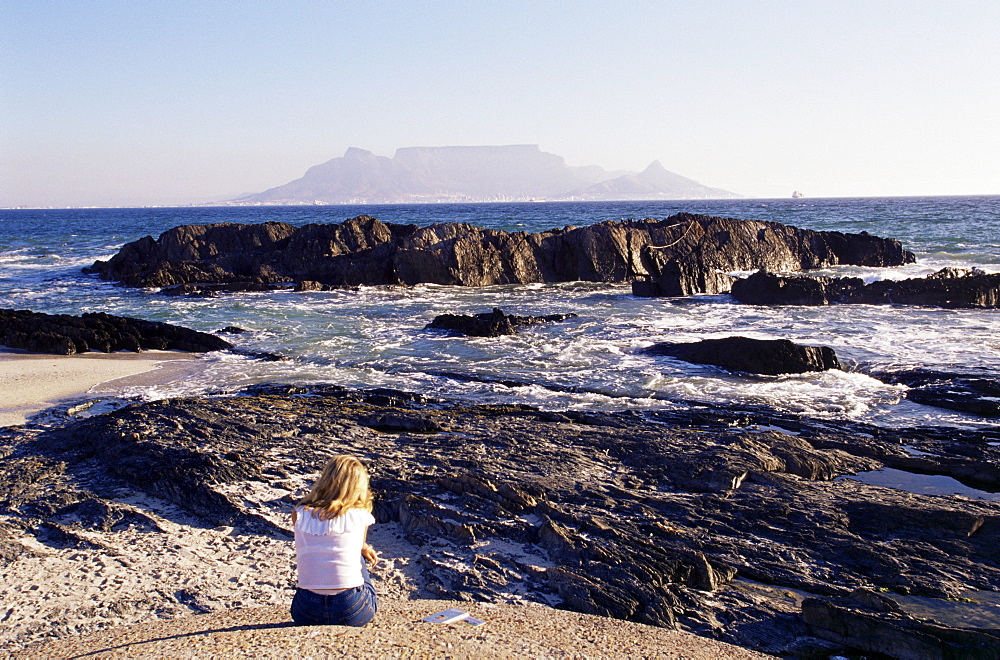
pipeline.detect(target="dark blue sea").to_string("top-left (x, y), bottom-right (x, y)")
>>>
top-left (2, 196), bottom-right (999, 428)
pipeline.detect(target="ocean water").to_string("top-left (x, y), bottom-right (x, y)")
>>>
top-left (1, 196), bottom-right (999, 429)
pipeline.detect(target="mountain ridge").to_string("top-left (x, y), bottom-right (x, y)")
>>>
top-left (230, 145), bottom-right (739, 205)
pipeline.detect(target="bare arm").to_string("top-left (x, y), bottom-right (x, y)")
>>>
top-left (361, 527), bottom-right (379, 569)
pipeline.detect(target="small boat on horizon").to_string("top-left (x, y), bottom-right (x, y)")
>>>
top-left (792, 190), bottom-right (804, 199)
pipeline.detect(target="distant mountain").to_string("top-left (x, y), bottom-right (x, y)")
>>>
top-left (230, 145), bottom-right (738, 205)
top-left (570, 160), bottom-right (737, 201)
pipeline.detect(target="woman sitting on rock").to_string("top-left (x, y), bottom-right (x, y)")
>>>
top-left (291, 455), bottom-right (379, 626)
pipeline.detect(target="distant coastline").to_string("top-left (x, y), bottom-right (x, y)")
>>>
top-left (8, 192), bottom-right (1000, 212)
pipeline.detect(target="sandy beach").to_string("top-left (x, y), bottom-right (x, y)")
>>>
top-left (0, 350), bottom-right (199, 427)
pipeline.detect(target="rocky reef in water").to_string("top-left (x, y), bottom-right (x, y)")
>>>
top-left (4, 385), bottom-right (998, 657)
top-left (645, 337), bottom-right (842, 375)
top-left (425, 308), bottom-right (577, 337)
top-left (731, 267), bottom-right (1000, 309)
top-left (872, 368), bottom-right (1000, 419)
top-left (82, 213), bottom-right (913, 292)
top-left (0, 308), bottom-right (232, 354)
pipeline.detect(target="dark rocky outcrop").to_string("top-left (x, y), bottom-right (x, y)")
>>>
top-left (4, 387), bottom-right (999, 656)
top-left (216, 326), bottom-right (250, 335)
top-left (0, 308), bottom-right (232, 355)
top-left (646, 336), bottom-right (842, 375)
top-left (425, 308), bottom-right (577, 337)
top-left (632, 222), bottom-right (914, 298)
top-left (632, 260), bottom-right (737, 297)
top-left (161, 283), bottom-right (293, 297)
top-left (731, 268), bottom-right (1000, 308)
top-left (873, 369), bottom-right (1000, 418)
top-left (84, 214), bottom-right (914, 293)
top-left (802, 591), bottom-right (1000, 659)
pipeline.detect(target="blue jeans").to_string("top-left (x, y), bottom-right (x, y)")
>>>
top-left (290, 561), bottom-right (378, 627)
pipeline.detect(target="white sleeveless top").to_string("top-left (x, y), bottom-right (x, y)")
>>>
top-left (294, 506), bottom-right (375, 590)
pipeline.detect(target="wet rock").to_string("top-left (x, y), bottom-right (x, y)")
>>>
top-left (294, 280), bottom-right (319, 292)
top-left (425, 308), bottom-right (577, 337)
top-left (882, 455), bottom-right (1000, 493)
top-left (731, 270), bottom-right (835, 305)
top-left (732, 267), bottom-right (1000, 308)
top-left (841, 498), bottom-right (988, 538)
top-left (646, 336), bottom-right (841, 375)
top-left (802, 593), bottom-right (1000, 659)
top-left (293, 280), bottom-right (357, 292)
top-left (161, 283), bottom-right (292, 296)
top-left (361, 412), bottom-right (445, 433)
top-left (216, 326), bottom-right (249, 334)
top-left (0, 308), bottom-right (232, 355)
top-left (873, 368), bottom-right (1000, 418)
top-left (85, 213), bottom-right (913, 292)
top-left (426, 308), bottom-right (516, 337)
top-left (229, 348), bottom-right (289, 362)
top-left (632, 260), bottom-right (736, 297)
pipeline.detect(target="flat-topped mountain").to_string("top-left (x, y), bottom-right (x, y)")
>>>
top-left (230, 145), bottom-right (738, 205)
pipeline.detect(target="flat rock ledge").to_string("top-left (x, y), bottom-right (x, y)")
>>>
top-left (15, 599), bottom-right (766, 659)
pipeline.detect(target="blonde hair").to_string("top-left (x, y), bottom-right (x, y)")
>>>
top-left (298, 455), bottom-right (373, 519)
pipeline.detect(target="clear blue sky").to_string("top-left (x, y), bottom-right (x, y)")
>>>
top-left (2, 1), bottom-right (998, 207)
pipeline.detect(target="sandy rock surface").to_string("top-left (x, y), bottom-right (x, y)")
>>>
top-left (14, 598), bottom-right (768, 659)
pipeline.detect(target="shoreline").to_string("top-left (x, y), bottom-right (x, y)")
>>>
top-left (0, 349), bottom-right (202, 427)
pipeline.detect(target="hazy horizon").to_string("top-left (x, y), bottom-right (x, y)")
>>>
top-left (3, 2), bottom-right (998, 208)
top-left (10, 191), bottom-right (1000, 212)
